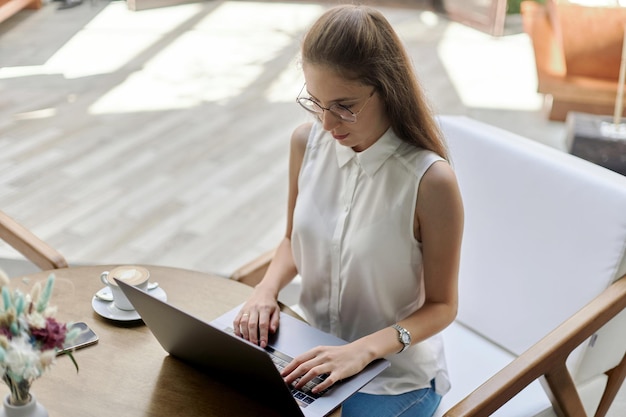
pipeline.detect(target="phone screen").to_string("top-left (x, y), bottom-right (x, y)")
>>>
top-left (57, 322), bottom-right (98, 355)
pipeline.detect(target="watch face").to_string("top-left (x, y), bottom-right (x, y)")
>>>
top-left (393, 324), bottom-right (411, 351)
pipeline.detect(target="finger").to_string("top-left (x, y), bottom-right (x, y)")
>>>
top-left (258, 309), bottom-right (271, 348)
top-left (233, 319), bottom-right (241, 337)
top-left (281, 356), bottom-right (304, 378)
top-left (239, 312), bottom-right (251, 340)
top-left (269, 310), bottom-right (280, 333)
top-left (281, 358), bottom-right (305, 383)
top-left (283, 366), bottom-right (305, 386)
top-left (247, 310), bottom-right (260, 345)
top-left (283, 357), bottom-right (319, 385)
top-left (282, 348), bottom-right (319, 378)
top-left (233, 312), bottom-right (246, 337)
top-left (312, 373), bottom-right (339, 394)
top-left (294, 366), bottom-right (327, 389)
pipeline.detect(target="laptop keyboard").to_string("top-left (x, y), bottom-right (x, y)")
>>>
top-left (224, 327), bottom-right (329, 408)
top-left (265, 346), bottom-right (330, 407)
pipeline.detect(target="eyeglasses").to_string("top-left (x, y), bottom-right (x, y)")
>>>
top-left (295, 84), bottom-right (375, 124)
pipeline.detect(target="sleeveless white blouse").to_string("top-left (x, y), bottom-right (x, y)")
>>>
top-left (291, 122), bottom-right (451, 396)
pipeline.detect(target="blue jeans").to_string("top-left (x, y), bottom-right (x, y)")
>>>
top-left (341, 380), bottom-right (441, 417)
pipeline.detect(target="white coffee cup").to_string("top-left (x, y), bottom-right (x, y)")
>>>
top-left (100, 266), bottom-right (150, 311)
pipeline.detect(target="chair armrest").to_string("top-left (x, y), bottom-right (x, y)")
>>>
top-left (229, 248), bottom-right (276, 287)
top-left (0, 211), bottom-right (68, 271)
top-left (231, 250), bottom-right (306, 323)
top-left (279, 302), bottom-right (306, 322)
top-left (444, 274), bottom-right (626, 417)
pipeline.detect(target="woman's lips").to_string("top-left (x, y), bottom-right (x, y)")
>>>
top-left (332, 132), bottom-right (349, 141)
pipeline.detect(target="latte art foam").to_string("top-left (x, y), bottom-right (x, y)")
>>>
top-left (106, 266), bottom-right (149, 287)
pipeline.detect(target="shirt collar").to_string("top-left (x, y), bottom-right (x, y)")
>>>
top-left (335, 127), bottom-right (401, 177)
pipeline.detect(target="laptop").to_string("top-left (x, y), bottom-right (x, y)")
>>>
top-left (116, 279), bottom-right (390, 417)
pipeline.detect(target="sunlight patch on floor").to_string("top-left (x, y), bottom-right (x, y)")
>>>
top-left (266, 54), bottom-right (305, 104)
top-left (89, 1), bottom-right (323, 114)
top-left (437, 23), bottom-right (542, 111)
top-left (46, 2), bottom-right (201, 79)
top-left (0, 2), bottom-right (200, 88)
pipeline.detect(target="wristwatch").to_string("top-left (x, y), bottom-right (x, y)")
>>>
top-left (392, 324), bottom-right (411, 353)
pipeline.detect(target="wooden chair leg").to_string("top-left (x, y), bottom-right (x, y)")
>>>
top-left (594, 353), bottom-right (626, 417)
top-left (541, 361), bottom-right (587, 417)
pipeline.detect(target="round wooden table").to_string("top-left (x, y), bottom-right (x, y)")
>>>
top-left (3, 264), bottom-right (300, 417)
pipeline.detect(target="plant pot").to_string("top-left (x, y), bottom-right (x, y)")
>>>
top-left (0, 394), bottom-right (48, 417)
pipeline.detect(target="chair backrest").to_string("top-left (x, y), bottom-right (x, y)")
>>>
top-left (439, 114), bottom-right (626, 388)
top-left (552, 0), bottom-right (626, 81)
top-left (521, 1), bottom-right (566, 81)
top-left (0, 210), bottom-right (67, 274)
top-left (521, 1), bottom-right (622, 123)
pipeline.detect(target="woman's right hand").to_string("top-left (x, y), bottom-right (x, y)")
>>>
top-left (233, 286), bottom-right (281, 348)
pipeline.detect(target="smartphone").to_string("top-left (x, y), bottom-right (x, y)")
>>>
top-left (57, 322), bottom-right (99, 355)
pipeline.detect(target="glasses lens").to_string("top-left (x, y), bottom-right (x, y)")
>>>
top-left (296, 97), bottom-right (358, 123)
top-left (329, 104), bottom-right (356, 123)
top-left (297, 98), bottom-right (323, 114)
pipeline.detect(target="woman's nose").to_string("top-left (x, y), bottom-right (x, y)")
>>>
top-left (321, 110), bottom-right (341, 131)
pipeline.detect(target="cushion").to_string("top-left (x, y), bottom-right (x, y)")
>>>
top-left (435, 322), bottom-right (550, 416)
top-left (439, 115), bottom-right (626, 356)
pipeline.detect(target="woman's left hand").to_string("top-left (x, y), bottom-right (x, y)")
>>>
top-left (281, 344), bottom-right (373, 394)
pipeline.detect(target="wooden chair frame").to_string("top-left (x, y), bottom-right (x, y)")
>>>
top-left (445, 274), bottom-right (626, 417)
top-left (0, 210), bottom-right (68, 271)
top-left (231, 254), bottom-right (626, 417)
top-left (230, 248), bottom-right (276, 288)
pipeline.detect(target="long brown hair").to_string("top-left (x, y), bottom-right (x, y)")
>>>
top-left (301, 4), bottom-right (449, 160)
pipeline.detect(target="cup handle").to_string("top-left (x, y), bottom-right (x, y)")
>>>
top-left (100, 271), bottom-right (110, 287)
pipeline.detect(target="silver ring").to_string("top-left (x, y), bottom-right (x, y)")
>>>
top-left (242, 313), bottom-right (249, 317)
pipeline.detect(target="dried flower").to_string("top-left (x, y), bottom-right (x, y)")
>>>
top-left (0, 274), bottom-right (79, 406)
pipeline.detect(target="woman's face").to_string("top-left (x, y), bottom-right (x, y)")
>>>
top-left (302, 63), bottom-right (390, 152)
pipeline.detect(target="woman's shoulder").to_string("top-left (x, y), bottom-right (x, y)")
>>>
top-left (291, 122), bottom-right (313, 150)
top-left (395, 142), bottom-right (445, 178)
top-left (289, 122), bottom-right (314, 166)
top-left (291, 121), bottom-right (329, 152)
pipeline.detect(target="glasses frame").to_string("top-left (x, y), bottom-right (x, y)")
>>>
top-left (295, 84), bottom-right (375, 124)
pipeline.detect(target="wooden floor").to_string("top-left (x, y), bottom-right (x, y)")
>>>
top-left (0, 0), bottom-right (568, 277)
top-left (1, 1), bottom-right (625, 415)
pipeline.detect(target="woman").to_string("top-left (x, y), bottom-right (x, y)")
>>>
top-left (234, 5), bottom-right (463, 417)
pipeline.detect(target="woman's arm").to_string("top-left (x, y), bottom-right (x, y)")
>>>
top-left (233, 122), bottom-right (312, 348)
top-left (359, 159), bottom-right (464, 357)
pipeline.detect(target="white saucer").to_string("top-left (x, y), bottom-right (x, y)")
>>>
top-left (92, 286), bottom-right (167, 321)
